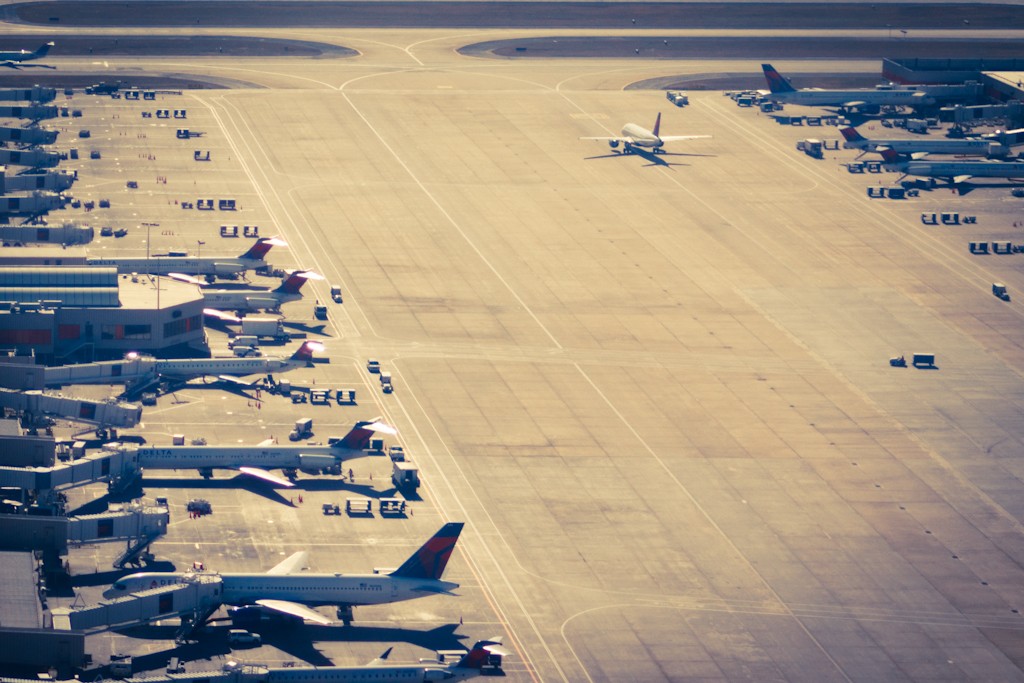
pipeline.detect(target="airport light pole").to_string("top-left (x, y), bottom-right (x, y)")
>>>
top-left (142, 222), bottom-right (160, 308)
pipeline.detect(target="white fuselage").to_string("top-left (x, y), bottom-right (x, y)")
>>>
top-left (135, 444), bottom-right (348, 471)
top-left (853, 137), bottom-right (1007, 157)
top-left (904, 160), bottom-right (1024, 179)
top-left (203, 289), bottom-right (298, 312)
top-left (154, 355), bottom-right (301, 379)
top-left (620, 123), bottom-right (661, 148)
top-left (105, 572), bottom-right (456, 607)
top-left (769, 89), bottom-right (931, 108)
top-left (87, 256), bottom-right (263, 276)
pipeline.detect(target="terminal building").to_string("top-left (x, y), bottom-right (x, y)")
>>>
top-left (0, 266), bottom-right (205, 363)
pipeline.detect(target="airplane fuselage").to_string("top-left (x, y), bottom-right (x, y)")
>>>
top-left (104, 572), bottom-right (457, 607)
top-left (203, 290), bottom-right (299, 312)
top-left (620, 123), bottom-right (662, 149)
top-left (768, 89), bottom-right (931, 108)
top-left (87, 256), bottom-right (264, 276)
top-left (854, 138), bottom-right (1007, 157)
top-left (155, 355), bottom-right (301, 379)
top-left (904, 160), bottom-right (1024, 179)
top-left (135, 444), bottom-right (349, 471)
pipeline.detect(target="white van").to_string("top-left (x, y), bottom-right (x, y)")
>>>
top-left (228, 629), bottom-right (261, 647)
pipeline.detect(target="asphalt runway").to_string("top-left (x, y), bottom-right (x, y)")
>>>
top-left (18, 12), bottom-right (1024, 683)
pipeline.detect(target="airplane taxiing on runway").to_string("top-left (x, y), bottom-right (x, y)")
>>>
top-left (581, 112), bottom-right (711, 154)
top-left (103, 522), bottom-right (465, 625)
top-left (0, 41), bottom-right (54, 69)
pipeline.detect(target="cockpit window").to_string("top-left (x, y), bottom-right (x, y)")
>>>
top-left (113, 582), bottom-right (126, 591)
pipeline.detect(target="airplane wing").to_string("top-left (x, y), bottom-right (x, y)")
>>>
top-left (266, 550), bottom-right (309, 575)
top-left (203, 308), bottom-right (241, 322)
top-left (238, 466), bottom-right (295, 487)
top-left (257, 438), bottom-right (275, 447)
top-left (168, 272), bottom-right (206, 285)
top-left (370, 648), bottom-right (394, 666)
top-left (658, 135), bottom-right (712, 142)
top-left (953, 175), bottom-right (973, 184)
top-left (253, 599), bottom-right (333, 625)
top-left (217, 375), bottom-right (259, 386)
top-left (579, 136), bottom-right (631, 143)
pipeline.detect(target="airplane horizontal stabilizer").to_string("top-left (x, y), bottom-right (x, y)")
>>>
top-left (266, 550), bottom-right (309, 575)
top-left (238, 466), bottom-right (295, 487)
top-left (954, 175), bottom-right (972, 184)
top-left (254, 598), bottom-right (333, 624)
top-left (411, 582), bottom-right (460, 596)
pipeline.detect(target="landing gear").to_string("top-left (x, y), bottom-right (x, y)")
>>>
top-left (623, 142), bottom-right (634, 155)
top-left (336, 605), bottom-right (354, 626)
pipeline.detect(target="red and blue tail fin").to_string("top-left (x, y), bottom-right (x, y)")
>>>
top-left (879, 148), bottom-right (904, 164)
top-left (454, 638), bottom-right (508, 670)
top-left (336, 417), bottom-right (397, 450)
top-left (289, 340), bottom-right (323, 362)
top-left (390, 522), bottom-right (464, 580)
top-left (274, 270), bottom-right (319, 294)
top-left (652, 112), bottom-right (662, 138)
top-left (839, 127), bottom-right (866, 144)
top-left (240, 236), bottom-right (286, 261)
top-left (761, 64), bottom-right (795, 94)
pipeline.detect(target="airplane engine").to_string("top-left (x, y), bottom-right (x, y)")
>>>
top-left (299, 454), bottom-right (336, 472)
top-left (213, 262), bottom-right (239, 275)
top-left (608, 140), bottom-right (620, 149)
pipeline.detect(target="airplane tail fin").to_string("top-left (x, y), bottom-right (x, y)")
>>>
top-left (652, 112), bottom-right (662, 138)
top-left (839, 127), bottom-right (866, 144)
top-left (389, 522), bottom-right (465, 580)
top-left (879, 148), bottom-right (905, 164)
top-left (35, 42), bottom-right (54, 58)
top-left (274, 269), bottom-right (320, 295)
top-left (289, 340), bottom-right (323, 362)
top-left (453, 638), bottom-right (509, 670)
top-left (761, 64), bottom-right (795, 94)
top-left (240, 236), bottom-right (286, 261)
top-left (335, 417), bottom-right (397, 450)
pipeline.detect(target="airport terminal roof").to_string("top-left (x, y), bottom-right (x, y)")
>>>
top-left (0, 552), bottom-right (42, 629)
top-left (0, 266), bottom-right (116, 287)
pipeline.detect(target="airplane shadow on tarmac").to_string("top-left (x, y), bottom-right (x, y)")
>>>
top-left (119, 622), bottom-right (468, 670)
top-left (585, 149), bottom-right (716, 168)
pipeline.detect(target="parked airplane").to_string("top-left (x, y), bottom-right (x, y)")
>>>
top-left (0, 42), bottom-right (54, 69)
top-left (104, 522), bottom-right (465, 624)
top-left (761, 64), bottom-right (934, 112)
top-left (840, 126), bottom-right (1009, 159)
top-left (202, 269), bottom-right (321, 313)
top-left (134, 417), bottom-right (396, 486)
top-left (87, 237), bottom-right (286, 280)
top-left (580, 113), bottom-right (710, 154)
top-left (193, 639), bottom-right (506, 682)
top-left (880, 148), bottom-right (1024, 184)
top-left (42, 340), bottom-right (322, 390)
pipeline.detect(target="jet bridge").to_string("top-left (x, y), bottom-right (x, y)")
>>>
top-left (0, 445), bottom-right (141, 494)
top-left (0, 387), bottom-right (142, 429)
top-left (43, 356), bottom-right (158, 387)
top-left (51, 573), bottom-right (224, 633)
top-left (0, 502), bottom-right (168, 565)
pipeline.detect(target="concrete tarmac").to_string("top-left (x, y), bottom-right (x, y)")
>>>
top-left (32, 26), bottom-right (1024, 683)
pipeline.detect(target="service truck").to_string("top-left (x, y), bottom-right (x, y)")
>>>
top-left (241, 317), bottom-right (287, 340)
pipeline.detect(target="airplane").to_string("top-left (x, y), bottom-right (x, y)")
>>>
top-left (761, 64), bottom-right (934, 113)
top-left (580, 113), bottom-right (710, 154)
top-left (880, 148), bottom-right (1024, 185)
top-left (134, 417), bottom-right (396, 487)
top-left (87, 236), bottom-right (286, 280)
top-left (840, 126), bottom-right (1010, 159)
top-left (103, 522), bottom-right (466, 625)
top-left (42, 340), bottom-right (322, 391)
top-left (197, 638), bottom-right (506, 682)
top-left (0, 42), bottom-right (54, 69)
top-left (202, 269), bottom-right (321, 313)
